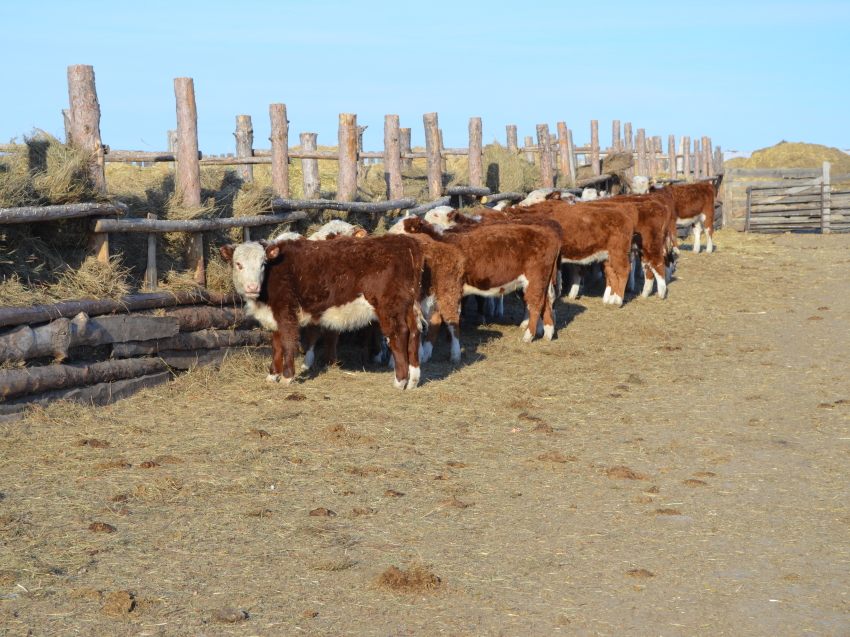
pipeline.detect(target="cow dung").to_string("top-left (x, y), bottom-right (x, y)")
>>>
top-left (626, 569), bottom-right (655, 578)
top-left (376, 565), bottom-right (441, 592)
top-left (446, 461), bottom-right (468, 468)
top-left (654, 508), bottom-right (682, 516)
top-left (212, 608), bottom-right (248, 623)
top-left (99, 591), bottom-right (134, 616)
top-left (633, 495), bottom-right (653, 503)
top-left (384, 489), bottom-right (405, 498)
top-left (286, 392), bottom-right (307, 401)
top-left (352, 507), bottom-right (376, 516)
top-left (606, 466), bottom-right (646, 480)
top-left (249, 428), bottom-right (271, 439)
top-left (139, 461), bottom-right (160, 469)
top-left (308, 508), bottom-right (336, 517)
top-left (89, 522), bottom-right (116, 533)
top-left (75, 438), bottom-right (110, 448)
top-left (693, 472), bottom-right (717, 478)
top-left (682, 479), bottom-right (708, 487)
top-left (538, 451), bottom-right (568, 463)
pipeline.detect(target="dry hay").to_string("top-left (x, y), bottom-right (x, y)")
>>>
top-left (575, 151), bottom-right (633, 193)
top-left (725, 142), bottom-right (850, 185)
top-left (376, 565), bottom-right (442, 592)
top-left (54, 255), bottom-right (132, 300)
top-left (625, 569), bottom-right (656, 579)
top-left (482, 142), bottom-right (541, 193)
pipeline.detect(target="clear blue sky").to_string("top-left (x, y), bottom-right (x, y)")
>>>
top-left (3, 0), bottom-right (848, 155)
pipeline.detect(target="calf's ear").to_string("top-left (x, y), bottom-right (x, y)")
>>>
top-left (354, 229), bottom-right (368, 237)
top-left (219, 245), bottom-right (234, 263)
top-left (266, 244), bottom-right (281, 260)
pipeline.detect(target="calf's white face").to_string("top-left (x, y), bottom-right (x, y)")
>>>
top-left (424, 206), bottom-right (457, 228)
top-left (226, 242), bottom-right (268, 299)
top-left (631, 176), bottom-right (650, 194)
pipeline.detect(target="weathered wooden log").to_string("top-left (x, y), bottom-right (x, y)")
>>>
top-left (694, 138), bottom-right (702, 180)
top-left (648, 136), bottom-right (659, 177)
top-left (506, 125), bottom-right (518, 153)
top-left (468, 117), bottom-right (483, 189)
top-left (165, 306), bottom-right (257, 332)
top-left (94, 211), bottom-right (305, 233)
top-left (112, 329), bottom-right (269, 357)
top-left (407, 197), bottom-right (452, 216)
top-left (0, 358), bottom-right (168, 401)
top-left (0, 202), bottom-right (127, 224)
top-left (481, 192), bottom-right (524, 204)
top-left (235, 114), bottom-right (254, 183)
top-left (167, 130), bottom-right (178, 169)
top-left (668, 135), bottom-right (677, 177)
top-left (437, 129), bottom-right (447, 173)
top-left (62, 109), bottom-right (74, 145)
top-left (423, 113), bottom-right (442, 199)
top-left (446, 187), bottom-right (490, 197)
top-left (624, 123), bottom-right (633, 152)
top-left (270, 199), bottom-right (414, 213)
top-left (590, 120), bottom-right (600, 177)
top-left (556, 123), bottom-right (569, 176)
top-left (145, 213), bottom-right (157, 290)
top-left (537, 124), bottom-right (554, 188)
top-left (299, 133), bottom-right (320, 199)
top-left (577, 174), bottom-right (614, 188)
top-left (612, 120), bottom-right (621, 152)
top-left (155, 346), bottom-right (272, 371)
top-left (524, 136), bottom-right (535, 165)
top-left (566, 128), bottom-right (577, 181)
top-left (0, 291), bottom-right (241, 330)
top-left (67, 65), bottom-right (106, 194)
top-left (269, 104), bottom-right (290, 198)
top-left (174, 77), bottom-right (204, 286)
top-left (682, 136), bottom-right (691, 179)
top-left (337, 114), bottom-right (358, 202)
top-left (0, 371), bottom-right (172, 419)
top-left (384, 115), bottom-right (403, 201)
top-left (400, 128), bottom-right (412, 170)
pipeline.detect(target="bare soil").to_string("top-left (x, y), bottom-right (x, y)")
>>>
top-left (1, 230), bottom-right (850, 636)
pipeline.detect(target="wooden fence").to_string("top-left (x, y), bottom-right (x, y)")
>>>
top-left (722, 163), bottom-right (850, 233)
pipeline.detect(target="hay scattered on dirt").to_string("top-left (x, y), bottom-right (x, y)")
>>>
top-left (309, 508), bottom-right (337, 517)
top-left (682, 478), bottom-right (708, 487)
top-left (538, 451), bottom-right (569, 463)
top-left (605, 466), bottom-right (646, 480)
top-left (376, 565), bottom-right (442, 592)
top-left (693, 472), bottom-right (716, 478)
top-left (99, 591), bottom-right (135, 616)
top-left (443, 495), bottom-right (474, 509)
top-left (88, 522), bottom-right (116, 533)
top-left (75, 438), bottom-right (110, 448)
top-left (633, 495), bottom-right (653, 503)
top-left (249, 428), bottom-right (271, 439)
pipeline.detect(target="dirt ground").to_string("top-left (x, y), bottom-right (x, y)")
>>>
top-left (1, 229), bottom-right (849, 636)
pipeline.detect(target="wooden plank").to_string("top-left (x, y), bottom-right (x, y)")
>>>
top-left (337, 113), bottom-right (357, 202)
top-left (300, 133), bottom-right (320, 199)
top-left (0, 371), bottom-right (172, 419)
top-left (423, 113), bottom-right (442, 198)
top-left (750, 215), bottom-right (823, 223)
top-left (269, 104), bottom-right (290, 198)
top-left (165, 306), bottom-right (257, 332)
top-left (95, 211), bottom-right (306, 233)
top-left (235, 114), bottom-right (254, 182)
top-left (384, 115), bottom-right (404, 200)
top-left (156, 346), bottom-right (272, 370)
top-left (822, 161), bottom-right (831, 234)
top-left (67, 65), bottom-right (106, 194)
top-left (731, 180), bottom-right (822, 190)
top-left (271, 199), bottom-right (414, 213)
top-left (468, 117), bottom-right (483, 189)
top-left (0, 202), bottom-right (127, 224)
top-left (648, 135), bottom-right (658, 177)
top-left (94, 315), bottom-right (180, 344)
top-left (537, 124), bottom-right (554, 187)
top-left (746, 186), bottom-right (752, 232)
top-left (506, 125), bottom-right (518, 153)
top-left (0, 291), bottom-right (240, 330)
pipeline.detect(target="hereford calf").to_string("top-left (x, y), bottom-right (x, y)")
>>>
top-left (220, 235), bottom-right (425, 389)
top-left (398, 217), bottom-right (561, 342)
top-left (507, 199), bottom-right (635, 307)
top-left (669, 182), bottom-right (717, 253)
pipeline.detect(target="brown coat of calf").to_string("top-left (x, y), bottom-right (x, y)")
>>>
top-left (670, 182), bottom-right (716, 253)
top-left (227, 235), bottom-right (425, 389)
top-left (400, 217), bottom-right (561, 342)
top-left (505, 200), bottom-right (636, 307)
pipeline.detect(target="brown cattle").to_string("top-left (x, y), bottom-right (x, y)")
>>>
top-left (505, 199), bottom-right (636, 307)
top-left (669, 182), bottom-right (717, 253)
top-left (220, 235), bottom-right (425, 389)
top-left (397, 217), bottom-right (561, 342)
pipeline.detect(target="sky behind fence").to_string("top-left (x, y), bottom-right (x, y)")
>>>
top-left (2, 0), bottom-right (848, 155)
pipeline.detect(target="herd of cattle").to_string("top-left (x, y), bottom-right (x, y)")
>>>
top-left (219, 178), bottom-right (718, 389)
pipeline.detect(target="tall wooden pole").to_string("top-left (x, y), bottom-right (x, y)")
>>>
top-left (557, 122), bottom-right (569, 176)
top-left (337, 113), bottom-right (358, 202)
top-left (437, 129), bottom-right (447, 173)
top-left (693, 138), bottom-right (702, 180)
top-left (423, 113), bottom-right (442, 199)
top-left (400, 128), bottom-right (412, 170)
top-left (300, 133), bottom-right (320, 198)
top-left (506, 125), bottom-right (518, 153)
top-left (648, 136), bottom-right (658, 177)
top-left (668, 135), bottom-right (676, 177)
top-left (234, 115), bottom-right (254, 183)
top-left (174, 77), bottom-right (204, 286)
top-left (566, 128), bottom-right (577, 181)
top-left (67, 65), bottom-right (106, 194)
top-left (682, 136), bottom-right (691, 180)
top-left (636, 129), bottom-right (646, 176)
top-left (624, 123), bottom-right (633, 152)
top-left (714, 145), bottom-right (723, 175)
top-left (384, 115), bottom-right (403, 200)
top-left (703, 136), bottom-right (712, 176)
top-left (468, 117), bottom-right (483, 189)
top-left (612, 120), bottom-right (621, 152)
top-left (524, 136), bottom-right (535, 165)
top-left (537, 124), bottom-right (554, 188)
top-left (167, 129), bottom-right (178, 171)
top-left (269, 104), bottom-right (290, 198)
top-left (590, 120), bottom-right (600, 176)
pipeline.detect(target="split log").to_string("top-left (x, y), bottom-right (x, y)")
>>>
top-left (0, 202), bottom-right (127, 224)
top-left (112, 329), bottom-right (269, 357)
top-left (152, 346), bottom-right (272, 371)
top-left (400, 128), bottom-right (412, 170)
top-left (407, 197), bottom-right (452, 216)
top-left (0, 291), bottom-right (241, 330)
top-left (506, 125), bottom-right (518, 153)
top-left (468, 117), bottom-right (483, 189)
top-left (0, 358), bottom-right (168, 402)
top-left (269, 104), bottom-right (290, 197)
top-left (271, 198), bottom-right (415, 213)
top-left (383, 115), bottom-right (404, 201)
top-left (94, 211), bottom-right (305, 233)
top-left (165, 306), bottom-right (258, 332)
top-left (0, 371), bottom-right (171, 418)
top-left (423, 113), bottom-right (442, 199)
top-left (300, 133), bottom-right (320, 199)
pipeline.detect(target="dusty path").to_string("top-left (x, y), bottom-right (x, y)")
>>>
top-left (1, 230), bottom-right (849, 636)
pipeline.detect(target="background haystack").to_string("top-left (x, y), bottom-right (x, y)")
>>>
top-left (724, 142), bottom-right (850, 174)
top-left (482, 142), bottom-right (541, 193)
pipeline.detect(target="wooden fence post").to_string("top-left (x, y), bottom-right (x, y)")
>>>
top-left (590, 120), bottom-right (600, 176)
top-left (174, 77), bottom-right (204, 286)
top-left (822, 161), bottom-right (831, 234)
top-left (624, 123), bottom-right (633, 179)
top-left (506, 125), bottom-right (518, 153)
top-left (234, 115), bottom-right (254, 183)
top-left (356, 125), bottom-right (368, 180)
top-left (145, 214), bottom-right (157, 290)
top-left (167, 129), bottom-right (178, 170)
top-left (400, 127), bottom-right (412, 170)
top-left (437, 129), bottom-right (447, 173)
top-left (67, 65), bottom-right (106, 194)
top-left (423, 113), bottom-right (442, 199)
top-left (62, 109), bottom-right (74, 145)
top-left (337, 113), bottom-right (357, 202)
top-left (300, 133), bottom-right (319, 199)
top-left (612, 120), bottom-right (621, 152)
top-left (693, 138), bottom-right (702, 180)
top-left (635, 129), bottom-right (646, 176)
top-left (524, 136), bottom-right (535, 165)
top-left (702, 136), bottom-right (712, 176)
top-left (714, 146), bottom-right (723, 175)
top-left (557, 122), bottom-right (569, 176)
top-left (468, 117), bottom-right (483, 189)
top-left (648, 136), bottom-right (658, 177)
top-left (682, 136), bottom-right (691, 180)
top-left (537, 124), bottom-right (554, 188)
top-left (384, 115), bottom-right (403, 200)
top-left (269, 104), bottom-right (290, 198)
top-left (745, 186), bottom-right (752, 232)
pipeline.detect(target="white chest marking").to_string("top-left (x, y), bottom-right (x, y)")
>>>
top-left (318, 295), bottom-right (378, 331)
top-left (463, 274), bottom-right (529, 297)
top-left (561, 250), bottom-right (609, 266)
top-left (247, 299), bottom-right (279, 331)
top-left (676, 213), bottom-right (706, 227)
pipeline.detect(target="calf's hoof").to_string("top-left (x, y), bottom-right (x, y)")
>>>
top-left (522, 328), bottom-right (534, 344)
top-left (266, 374), bottom-right (281, 383)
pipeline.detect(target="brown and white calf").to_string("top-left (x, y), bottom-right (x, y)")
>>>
top-left (506, 199), bottom-right (636, 307)
top-left (669, 182), bottom-right (717, 253)
top-left (397, 216), bottom-right (561, 342)
top-left (220, 234), bottom-right (425, 389)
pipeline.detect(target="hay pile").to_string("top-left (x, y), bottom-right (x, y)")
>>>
top-left (482, 142), bottom-right (541, 193)
top-left (575, 151), bottom-right (633, 191)
top-left (724, 142), bottom-right (850, 175)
